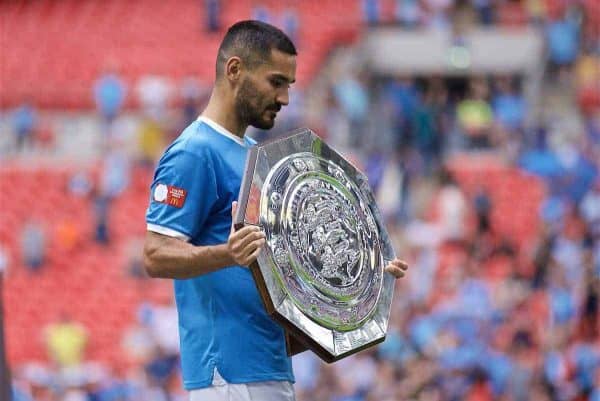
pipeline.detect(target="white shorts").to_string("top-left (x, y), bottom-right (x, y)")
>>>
top-left (189, 368), bottom-right (295, 401)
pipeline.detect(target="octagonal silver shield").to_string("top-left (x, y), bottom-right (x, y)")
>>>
top-left (234, 128), bottom-right (396, 363)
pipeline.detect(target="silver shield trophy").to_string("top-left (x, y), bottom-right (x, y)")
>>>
top-left (234, 128), bottom-right (396, 363)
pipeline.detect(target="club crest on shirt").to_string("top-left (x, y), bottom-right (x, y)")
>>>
top-left (153, 183), bottom-right (187, 208)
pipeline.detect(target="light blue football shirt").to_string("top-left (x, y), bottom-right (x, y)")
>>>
top-left (145, 117), bottom-right (294, 390)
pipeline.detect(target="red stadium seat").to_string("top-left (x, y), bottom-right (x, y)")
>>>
top-left (0, 0), bottom-right (364, 109)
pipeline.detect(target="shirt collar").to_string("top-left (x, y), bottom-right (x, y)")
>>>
top-left (197, 116), bottom-right (246, 146)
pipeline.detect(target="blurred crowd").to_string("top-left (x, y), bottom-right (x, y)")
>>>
top-left (4, 0), bottom-right (600, 400)
top-left (11, 298), bottom-right (184, 401)
top-left (290, 2), bottom-right (600, 401)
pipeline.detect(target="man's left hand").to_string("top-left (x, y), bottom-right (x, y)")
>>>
top-left (385, 258), bottom-right (408, 279)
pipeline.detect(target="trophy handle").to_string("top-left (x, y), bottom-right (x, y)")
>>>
top-left (285, 331), bottom-right (308, 357)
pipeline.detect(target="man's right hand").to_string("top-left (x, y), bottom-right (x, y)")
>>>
top-left (227, 201), bottom-right (266, 267)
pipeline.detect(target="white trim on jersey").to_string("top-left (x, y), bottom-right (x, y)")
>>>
top-left (197, 116), bottom-right (246, 147)
top-left (147, 223), bottom-right (190, 242)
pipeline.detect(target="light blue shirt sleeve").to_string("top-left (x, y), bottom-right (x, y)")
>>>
top-left (146, 147), bottom-right (217, 240)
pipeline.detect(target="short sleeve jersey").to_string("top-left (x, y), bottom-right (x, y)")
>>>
top-left (145, 117), bottom-right (294, 390)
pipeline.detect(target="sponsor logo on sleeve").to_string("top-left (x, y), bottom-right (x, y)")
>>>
top-left (153, 183), bottom-right (187, 208)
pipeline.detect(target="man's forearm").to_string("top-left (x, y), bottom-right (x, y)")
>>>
top-left (144, 232), bottom-right (236, 279)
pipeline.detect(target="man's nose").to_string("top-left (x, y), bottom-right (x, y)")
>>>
top-left (276, 89), bottom-right (289, 106)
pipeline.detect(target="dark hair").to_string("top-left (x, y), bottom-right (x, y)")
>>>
top-left (216, 20), bottom-right (297, 79)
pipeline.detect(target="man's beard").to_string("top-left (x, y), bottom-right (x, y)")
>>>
top-left (235, 78), bottom-right (279, 130)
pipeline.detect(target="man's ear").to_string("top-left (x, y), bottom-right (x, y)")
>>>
top-left (225, 56), bottom-right (242, 82)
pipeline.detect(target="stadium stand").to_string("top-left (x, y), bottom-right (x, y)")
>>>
top-left (1, 0), bottom-right (362, 109)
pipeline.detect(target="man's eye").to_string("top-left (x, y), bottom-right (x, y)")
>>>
top-left (271, 79), bottom-right (284, 88)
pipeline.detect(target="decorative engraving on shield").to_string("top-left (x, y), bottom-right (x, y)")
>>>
top-left (270, 191), bottom-right (282, 210)
top-left (300, 193), bottom-right (360, 286)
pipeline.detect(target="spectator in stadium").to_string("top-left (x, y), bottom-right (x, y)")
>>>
top-left (472, 0), bottom-right (494, 26)
top-left (0, 244), bottom-right (9, 276)
top-left (436, 168), bottom-right (468, 244)
top-left (322, 89), bottom-right (351, 150)
top-left (546, 6), bottom-right (581, 78)
top-left (575, 46), bottom-right (600, 114)
top-left (411, 82), bottom-right (444, 170)
top-left (375, 153), bottom-right (403, 223)
top-left (93, 64), bottom-right (126, 133)
top-left (20, 220), bottom-right (46, 272)
top-left (143, 20), bottom-right (409, 401)
top-left (44, 313), bottom-right (88, 369)
top-left (383, 76), bottom-right (419, 150)
top-left (121, 307), bottom-right (155, 367)
top-left (394, 0), bottom-right (422, 28)
top-left (12, 100), bottom-right (37, 153)
top-left (492, 75), bottom-right (526, 132)
top-left (281, 8), bottom-right (299, 47)
top-left (473, 186), bottom-right (492, 236)
top-left (252, 6), bottom-right (272, 25)
top-left (332, 71), bottom-right (370, 147)
top-left (179, 76), bottom-right (207, 129)
top-left (581, 179), bottom-right (600, 236)
top-left (91, 185), bottom-right (110, 245)
top-left (362, 0), bottom-right (381, 26)
top-left (140, 298), bottom-right (180, 399)
top-left (136, 75), bottom-right (173, 122)
top-left (204, 0), bottom-right (221, 33)
top-left (89, 138), bottom-right (131, 245)
top-left (456, 77), bottom-right (493, 149)
top-left (55, 218), bottom-right (81, 254)
top-left (67, 171), bottom-right (93, 199)
top-left (423, 0), bottom-right (453, 28)
top-left (136, 117), bottom-right (166, 168)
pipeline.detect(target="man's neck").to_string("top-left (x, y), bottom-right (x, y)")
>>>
top-left (201, 88), bottom-right (247, 138)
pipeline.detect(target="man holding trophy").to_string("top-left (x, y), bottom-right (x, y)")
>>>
top-left (143, 20), bottom-right (408, 401)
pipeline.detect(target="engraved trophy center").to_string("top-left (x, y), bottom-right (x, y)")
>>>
top-left (295, 186), bottom-right (361, 287)
top-left (263, 153), bottom-right (383, 331)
